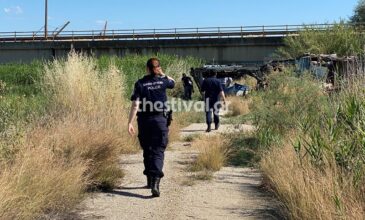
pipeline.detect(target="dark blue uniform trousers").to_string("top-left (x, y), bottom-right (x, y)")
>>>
top-left (184, 86), bottom-right (193, 100)
top-left (137, 115), bottom-right (168, 178)
top-left (205, 98), bottom-right (220, 125)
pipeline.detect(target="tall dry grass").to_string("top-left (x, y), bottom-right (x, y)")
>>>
top-left (254, 72), bottom-right (365, 219)
top-left (226, 96), bottom-right (252, 117)
top-left (191, 135), bottom-right (230, 172)
top-left (40, 52), bottom-right (138, 187)
top-left (28, 121), bottom-right (126, 189)
top-left (237, 75), bottom-right (257, 89)
top-left (0, 147), bottom-right (87, 220)
top-left (0, 52), bottom-right (139, 219)
top-left (261, 142), bottom-right (365, 220)
top-left (42, 52), bottom-right (138, 154)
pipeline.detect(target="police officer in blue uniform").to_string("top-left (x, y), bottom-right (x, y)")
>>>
top-left (128, 58), bottom-right (175, 197)
top-left (182, 73), bottom-right (194, 100)
top-left (201, 70), bottom-right (226, 132)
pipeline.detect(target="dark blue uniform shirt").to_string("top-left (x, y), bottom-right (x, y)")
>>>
top-left (182, 76), bottom-right (193, 87)
top-left (201, 77), bottom-right (223, 101)
top-left (131, 74), bottom-right (175, 114)
top-left (132, 74), bottom-right (174, 178)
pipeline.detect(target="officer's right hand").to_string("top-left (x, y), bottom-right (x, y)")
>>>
top-left (154, 66), bottom-right (164, 76)
top-left (128, 123), bottom-right (136, 136)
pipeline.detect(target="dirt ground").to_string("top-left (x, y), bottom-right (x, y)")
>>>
top-left (77, 123), bottom-right (283, 220)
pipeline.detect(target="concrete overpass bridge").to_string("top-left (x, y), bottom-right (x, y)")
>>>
top-left (0, 24), bottom-right (332, 64)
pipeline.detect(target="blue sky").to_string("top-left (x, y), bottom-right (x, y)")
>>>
top-left (0, 0), bottom-right (359, 32)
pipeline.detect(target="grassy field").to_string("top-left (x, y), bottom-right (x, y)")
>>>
top-left (0, 62), bottom-right (47, 132)
top-left (0, 53), bottom-right (202, 219)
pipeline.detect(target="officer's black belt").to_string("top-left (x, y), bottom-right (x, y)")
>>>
top-left (138, 112), bottom-right (165, 117)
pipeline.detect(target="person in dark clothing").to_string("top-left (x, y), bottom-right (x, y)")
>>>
top-left (326, 61), bottom-right (336, 86)
top-left (201, 70), bottom-right (226, 132)
top-left (181, 73), bottom-right (194, 100)
top-left (128, 58), bottom-right (175, 197)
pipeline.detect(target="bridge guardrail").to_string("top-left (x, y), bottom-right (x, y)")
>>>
top-left (0, 23), bottom-right (358, 42)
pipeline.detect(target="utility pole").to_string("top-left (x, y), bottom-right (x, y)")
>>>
top-left (45, 0), bottom-right (48, 39)
top-left (103, 21), bottom-right (108, 36)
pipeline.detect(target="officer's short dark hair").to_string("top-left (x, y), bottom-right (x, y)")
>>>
top-left (147, 58), bottom-right (160, 74)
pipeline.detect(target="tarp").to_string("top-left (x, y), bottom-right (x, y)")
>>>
top-left (224, 83), bottom-right (249, 96)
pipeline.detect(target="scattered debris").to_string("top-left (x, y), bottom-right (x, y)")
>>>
top-left (191, 54), bottom-right (365, 95)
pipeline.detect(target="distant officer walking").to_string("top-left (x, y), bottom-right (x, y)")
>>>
top-left (181, 73), bottom-right (194, 100)
top-left (201, 70), bottom-right (226, 132)
top-left (128, 58), bottom-right (175, 197)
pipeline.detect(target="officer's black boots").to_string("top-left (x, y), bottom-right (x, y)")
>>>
top-left (215, 123), bottom-right (220, 130)
top-left (206, 124), bottom-right (211, 132)
top-left (146, 175), bottom-right (152, 189)
top-left (151, 177), bottom-right (161, 197)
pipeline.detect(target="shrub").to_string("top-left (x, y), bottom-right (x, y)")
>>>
top-left (251, 71), bottom-right (328, 148)
top-left (191, 135), bottom-right (230, 172)
top-left (254, 71), bottom-right (365, 219)
top-left (261, 143), bottom-right (365, 220)
top-left (0, 53), bottom-right (135, 219)
top-left (0, 146), bottom-right (87, 220)
top-left (277, 23), bottom-right (365, 58)
top-left (226, 96), bottom-right (251, 117)
top-left (41, 52), bottom-right (136, 188)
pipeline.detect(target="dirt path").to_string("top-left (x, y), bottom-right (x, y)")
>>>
top-left (77, 123), bottom-right (282, 220)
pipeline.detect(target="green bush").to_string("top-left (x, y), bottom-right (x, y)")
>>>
top-left (256, 22), bottom-right (365, 217)
top-left (0, 61), bottom-right (43, 95)
top-left (0, 62), bottom-right (47, 134)
top-left (252, 68), bottom-right (365, 187)
top-left (277, 23), bottom-right (365, 58)
top-left (251, 71), bottom-right (328, 148)
top-left (294, 78), bottom-right (365, 185)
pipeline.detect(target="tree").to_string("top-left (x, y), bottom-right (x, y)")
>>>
top-left (351, 0), bottom-right (365, 23)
